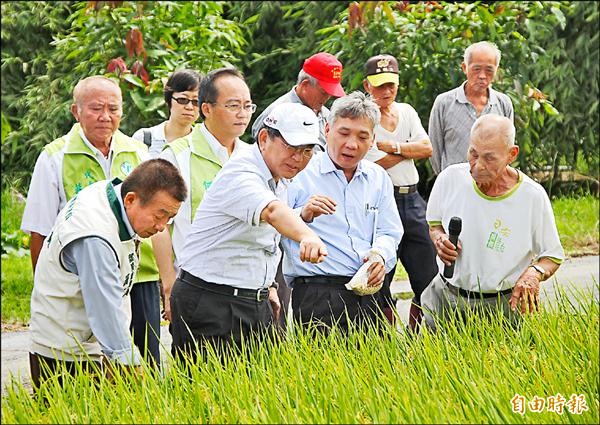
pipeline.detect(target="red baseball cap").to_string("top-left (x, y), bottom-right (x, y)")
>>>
top-left (302, 52), bottom-right (345, 98)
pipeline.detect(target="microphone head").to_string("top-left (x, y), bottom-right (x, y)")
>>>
top-left (448, 216), bottom-right (462, 234)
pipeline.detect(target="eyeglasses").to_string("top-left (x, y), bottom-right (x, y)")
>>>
top-left (210, 102), bottom-right (257, 114)
top-left (275, 136), bottom-right (315, 159)
top-left (172, 97), bottom-right (199, 107)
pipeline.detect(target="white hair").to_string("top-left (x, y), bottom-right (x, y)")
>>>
top-left (297, 69), bottom-right (319, 86)
top-left (328, 91), bottom-right (380, 129)
top-left (470, 114), bottom-right (515, 147)
top-left (73, 75), bottom-right (121, 107)
top-left (464, 41), bottom-right (501, 66)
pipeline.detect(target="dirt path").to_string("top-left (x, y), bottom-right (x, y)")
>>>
top-left (2, 255), bottom-right (598, 395)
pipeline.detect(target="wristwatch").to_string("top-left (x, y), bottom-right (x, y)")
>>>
top-left (529, 264), bottom-right (546, 280)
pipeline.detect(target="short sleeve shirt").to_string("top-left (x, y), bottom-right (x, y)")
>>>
top-left (178, 143), bottom-right (288, 289)
top-left (426, 163), bottom-right (564, 292)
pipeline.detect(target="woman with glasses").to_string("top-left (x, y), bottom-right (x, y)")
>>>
top-left (132, 69), bottom-right (202, 157)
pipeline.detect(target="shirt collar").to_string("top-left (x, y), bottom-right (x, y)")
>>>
top-left (200, 122), bottom-right (243, 158)
top-left (155, 121), bottom-right (167, 141)
top-left (456, 81), bottom-right (499, 106)
top-left (105, 181), bottom-right (136, 241)
top-left (318, 149), bottom-right (368, 180)
top-left (78, 127), bottom-right (114, 156)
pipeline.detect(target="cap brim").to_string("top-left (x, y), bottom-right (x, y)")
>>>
top-left (280, 129), bottom-right (321, 148)
top-left (317, 80), bottom-right (345, 97)
top-left (366, 73), bottom-right (399, 87)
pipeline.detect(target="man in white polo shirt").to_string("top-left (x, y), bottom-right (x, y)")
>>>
top-left (422, 114), bottom-right (564, 331)
top-left (362, 54), bottom-right (438, 331)
top-left (170, 103), bottom-right (328, 363)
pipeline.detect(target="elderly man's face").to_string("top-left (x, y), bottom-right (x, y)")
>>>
top-left (468, 134), bottom-right (517, 185)
top-left (300, 80), bottom-right (331, 113)
top-left (363, 81), bottom-right (398, 109)
top-left (326, 116), bottom-right (374, 176)
top-left (71, 81), bottom-right (122, 146)
top-left (461, 48), bottom-right (498, 94)
top-left (124, 190), bottom-right (182, 239)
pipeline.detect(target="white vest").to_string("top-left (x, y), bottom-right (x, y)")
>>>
top-left (30, 180), bottom-right (139, 361)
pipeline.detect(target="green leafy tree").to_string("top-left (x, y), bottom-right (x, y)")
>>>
top-left (1, 1), bottom-right (75, 188)
top-left (317, 1), bottom-right (598, 194)
top-left (225, 1), bottom-right (347, 124)
top-left (1, 1), bottom-right (246, 190)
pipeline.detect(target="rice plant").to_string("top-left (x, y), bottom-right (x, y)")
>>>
top-left (2, 284), bottom-right (598, 424)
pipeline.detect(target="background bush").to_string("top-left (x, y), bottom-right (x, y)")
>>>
top-left (1, 1), bottom-right (598, 196)
top-left (313, 1), bottom-right (599, 195)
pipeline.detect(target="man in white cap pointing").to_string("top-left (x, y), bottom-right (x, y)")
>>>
top-left (170, 103), bottom-right (328, 363)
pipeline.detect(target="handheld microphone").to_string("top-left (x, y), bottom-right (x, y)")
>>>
top-left (443, 217), bottom-right (462, 279)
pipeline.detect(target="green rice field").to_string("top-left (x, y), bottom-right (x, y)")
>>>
top-left (2, 284), bottom-right (598, 424)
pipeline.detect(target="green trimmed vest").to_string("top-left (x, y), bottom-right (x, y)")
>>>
top-left (30, 180), bottom-right (137, 362)
top-left (44, 124), bottom-right (159, 282)
top-left (164, 127), bottom-right (223, 259)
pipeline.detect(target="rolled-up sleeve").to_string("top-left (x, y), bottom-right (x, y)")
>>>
top-left (62, 237), bottom-right (141, 366)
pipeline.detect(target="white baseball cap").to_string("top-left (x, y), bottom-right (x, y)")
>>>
top-left (263, 103), bottom-right (322, 149)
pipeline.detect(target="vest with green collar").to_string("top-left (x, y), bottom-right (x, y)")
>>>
top-left (164, 127), bottom-right (223, 260)
top-left (30, 180), bottom-right (138, 362)
top-left (44, 124), bottom-right (158, 282)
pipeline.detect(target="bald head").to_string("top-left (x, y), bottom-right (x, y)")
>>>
top-left (70, 76), bottom-right (123, 147)
top-left (73, 76), bottom-right (122, 107)
top-left (471, 114), bottom-right (515, 147)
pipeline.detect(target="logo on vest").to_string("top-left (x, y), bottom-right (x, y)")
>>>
top-left (120, 161), bottom-right (133, 176)
top-left (203, 180), bottom-right (212, 190)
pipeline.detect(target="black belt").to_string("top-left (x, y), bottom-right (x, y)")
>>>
top-left (179, 269), bottom-right (269, 302)
top-left (294, 275), bottom-right (352, 287)
top-left (394, 184), bottom-right (418, 194)
top-left (440, 274), bottom-right (513, 299)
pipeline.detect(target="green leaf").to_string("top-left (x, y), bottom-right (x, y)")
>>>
top-left (123, 73), bottom-right (144, 88)
top-left (543, 102), bottom-right (559, 116)
top-left (511, 31), bottom-right (525, 42)
top-left (1, 112), bottom-right (12, 143)
top-left (143, 95), bottom-right (165, 114)
top-left (129, 90), bottom-right (146, 111)
top-left (550, 7), bottom-right (566, 30)
top-left (476, 6), bottom-right (493, 24)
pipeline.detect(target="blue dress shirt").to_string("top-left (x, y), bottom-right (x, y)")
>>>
top-left (282, 151), bottom-right (403, 285)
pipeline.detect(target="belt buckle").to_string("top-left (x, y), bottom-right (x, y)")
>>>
top-left (257, 290), bottom-right (261, 302)
top-left (397, 186), bottom-right (409, 194)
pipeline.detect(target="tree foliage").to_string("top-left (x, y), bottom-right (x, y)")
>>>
top-left (315, 1), bottom-right (599, 193)
top-left (225, 1), bottom-right (348, 119)
top-left (1, 0), bottom-right (246, 189)
top-left (1, 1), bottom-right (598, 195)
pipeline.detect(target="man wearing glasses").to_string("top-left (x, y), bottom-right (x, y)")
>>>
top-left (251, 52), bottom-right (346, 328)
top-left (282, 92), bottom-right (403, 334)
top-left (169, 103), bottom-right (328, 364)
top-left (154, 67), bottom-right (254, 322)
